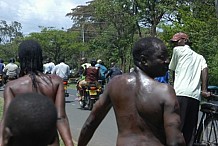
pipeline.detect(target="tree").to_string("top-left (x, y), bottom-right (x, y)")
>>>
top-left (25, 27), bottom-right (87, 68)
top-left (0, 20), bottom-right (23, 44)
top-left (160, 0), bottom-right (218, 85)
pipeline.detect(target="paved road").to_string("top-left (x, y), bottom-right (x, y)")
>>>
top-left (0, 87), bottom-right (117, 146)
top-left (66, 88), bottom-right (117, 146)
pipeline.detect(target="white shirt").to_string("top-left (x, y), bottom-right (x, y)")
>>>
top-left (3, 63), bottom-right (19, 76)
top-left (43, 62), bottom-right (55, 74)
top-left (51, 62), bottom-right (70, 79)
top-left (169, 45), bottom-right (207, 101)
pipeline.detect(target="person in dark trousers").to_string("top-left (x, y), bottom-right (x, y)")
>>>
top-left (169, 32), bottom-right (211, 146)
top-left (78, 37), bottom-right (185, 146)
top-left (2, 93), bottom-right (57, 146)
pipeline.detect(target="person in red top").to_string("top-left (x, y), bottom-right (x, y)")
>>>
top-left (84, 60), bottom-right (99, 82)
top-left (78, 59), bottom-right (100, 98)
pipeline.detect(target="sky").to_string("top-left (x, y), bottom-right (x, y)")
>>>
top-left (0, 0), bottom-right (89, 35)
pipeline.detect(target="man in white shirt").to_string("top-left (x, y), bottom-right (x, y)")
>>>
top-left (3, 58), bottom-right (19, 82)
top-left (43, 58), bottom-right (55, 74)
top-left (52, 58), bottom-right (70, 80)
top-left (169, 32), bottom-right (211, 146)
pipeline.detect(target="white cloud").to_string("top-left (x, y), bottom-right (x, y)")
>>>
top-left (0, 0), bottom-right (88, 35)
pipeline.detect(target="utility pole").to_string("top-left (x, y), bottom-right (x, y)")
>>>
top-left (216, 0), bottom-right (218, 17)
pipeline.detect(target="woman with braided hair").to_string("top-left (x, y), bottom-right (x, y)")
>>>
top-left (0, 40), bottom-right (74, 146)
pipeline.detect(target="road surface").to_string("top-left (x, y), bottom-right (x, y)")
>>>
top-left (66, 88), bottom-right (117, 146)
top-left (0, 86), bottom-right (118, 146)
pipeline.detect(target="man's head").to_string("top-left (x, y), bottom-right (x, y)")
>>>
top-left (170, 32), bottom-right (190, 46)
top-left (59, 58), bottom-right (65, 63)
top-left (90, 59), bottom-right (97, 67)
top-left (9, 58), bottom-right (15, 63)
top-left (97, 59), bottom-right (102, 64)
top-left (81, 57), bottom-right (87, 64)
top-left (132, 37), bottom-right (169, 78)
top-left (3, 93), bottom-right (57, 146)
top-left (18, 40), bottom-right (43, 75)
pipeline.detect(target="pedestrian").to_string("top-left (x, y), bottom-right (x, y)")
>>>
top-left (51, 58), bottom-right (70, 80)
top-left (0, 40), bottom-right (74, 146)
top-left (2, 92), bottom-right (57, 146)
top-left (169, 32), bottom-right (211, 146)
top-left (78, 37), bottom-right (185, 146)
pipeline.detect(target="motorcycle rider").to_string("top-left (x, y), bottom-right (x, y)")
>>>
top-left (3, 58), bottom-right (19, 83)
top-left (0, 59), bottom-right (5, 75)
top-left (43, 58), bottom-right (55, 74)
top-left (95, 59), bottom-right (107, 86)
top-left (0, 59), bottom-right (5, 87)
top-left (51, 58), bottom-right (70, 80)
top-left (77, 59), bottom-right (100, 100)
top-left (76, 57), bottom-right (91, 99)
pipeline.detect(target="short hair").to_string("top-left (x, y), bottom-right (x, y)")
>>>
top-left (5, 93), bottom-right (57, 146)
top-left (90, 59), bottom-right (97, 66)
top-left (9, 58), bottom-right (15, 63)
top-left (59, 58), bottom-right (65, 63)
top-left (132, 37), bottom-right (166, 65)
top-left (18, 40), bottom-right (43, 76)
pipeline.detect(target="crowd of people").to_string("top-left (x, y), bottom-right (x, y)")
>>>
top-left (0, 32), bottom-right (214, 146)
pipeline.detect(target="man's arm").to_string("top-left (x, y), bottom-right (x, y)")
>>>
top-left (78, 87), bottom-right (112, 146)
top-left (0, 83), bottom-right (15, 146)
top-left (201, 67), bottom-right (211, 97)
top-left (163, 85), bottom-right (185, 146)
top-left (54, 76), bottom-right (74, 146)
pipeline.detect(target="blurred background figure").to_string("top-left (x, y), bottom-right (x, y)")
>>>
top-left (106, 62), bottom-right (122, 82)
top-left (52, 58), bottom-right (70, 80)
top-left (43, 58), bottom-right (55, 74)
top-left (3, 58), bottom-right (19, 83)
top-left (95, 59), bottom-right (107, 85)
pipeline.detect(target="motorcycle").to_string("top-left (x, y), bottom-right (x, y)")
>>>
top-left (0, 74), bottom-right (3, 87)
top-left (63, 79), bottom-right (69, 97)
top-left (5, 75), bottom-right (17, 83)
top-left (79, 81), bottom-right (102, 110)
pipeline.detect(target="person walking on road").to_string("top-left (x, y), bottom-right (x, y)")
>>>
top-left (0, 40), bottom-right (74, 146)
top-left (78, 37), bottom-right (185, 146)
top-left (169, 32), bottom-right (211, 146)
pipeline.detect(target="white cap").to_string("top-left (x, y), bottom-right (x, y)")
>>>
top-left (97, 59), bottom-right (102, 63)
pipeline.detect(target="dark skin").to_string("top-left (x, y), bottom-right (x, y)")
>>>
top-left (78, 38), bottom-right (185, 146)
top-left (0, 72), bottom-right (74, 146)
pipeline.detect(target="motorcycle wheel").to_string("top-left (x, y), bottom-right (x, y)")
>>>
top-left (87, 96), bottom-right (94, 110)
top-left (79, 100), bottom-right (86, 109)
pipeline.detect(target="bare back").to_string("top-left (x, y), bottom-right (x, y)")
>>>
top-left (106, 70), bottom-right (182, 146)
top-left (3, 73), bottom-right (63, 104)
top-left (1, 73), bottom-right (69, 146)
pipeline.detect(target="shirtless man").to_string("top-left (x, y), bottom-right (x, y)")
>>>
top-left (78, 37), bottom-right (185, 146)
top-left (0, 40), bottom-right (74, 146)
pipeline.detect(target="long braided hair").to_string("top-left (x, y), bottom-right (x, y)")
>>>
top-left (18, 40), bottom-right (44, 89)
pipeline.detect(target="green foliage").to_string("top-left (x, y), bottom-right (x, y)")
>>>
top-left (24, 28), bottom-right (88, 68)
top-left (0, 20), bottom-right (23, 44)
